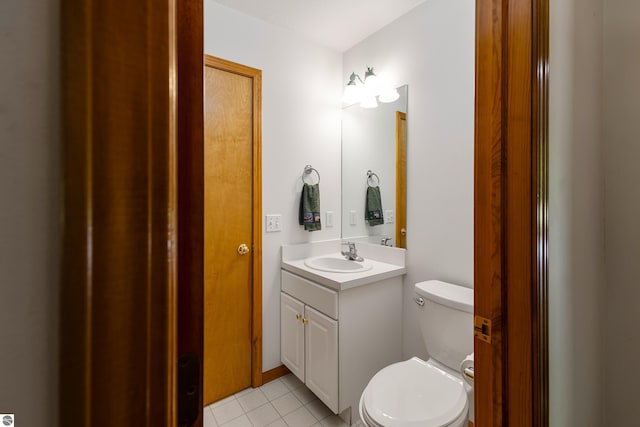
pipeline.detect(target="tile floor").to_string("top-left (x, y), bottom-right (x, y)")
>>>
top-left (204, 373), bottom-right (360, 427)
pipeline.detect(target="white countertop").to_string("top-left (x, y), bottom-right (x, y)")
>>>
top-left (281, 240), bottom-right (406, 291)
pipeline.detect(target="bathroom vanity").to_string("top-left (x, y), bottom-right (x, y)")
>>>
top-left (280, 241), bottom-right (405, 424)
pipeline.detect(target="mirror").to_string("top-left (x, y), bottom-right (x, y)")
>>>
top-left (341, 85), bottom-right (408, 247)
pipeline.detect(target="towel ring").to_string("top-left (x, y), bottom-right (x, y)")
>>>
top-left (367, 170), bottom-right (380, 187)
top-left (303, 165), bottom-right (321, 184)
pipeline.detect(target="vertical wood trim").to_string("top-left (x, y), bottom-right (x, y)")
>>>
top-left (396, 111), bottom-right (407, 249)
top-left (506, 0), bottom-right (533, 424)
top-left (60, 1), bottom-right (92, 423)
top-left (177, 0), bottom-right (204, 425)
top-left (475, 0), bottom-right (505, 424)
top-left (532, 0), bottom-right (550, 424)
top-left (60, 0), bottom-right (177, 425)
top-left (151, 0), bottom-right (178, 424)
top-left (251, 65), bottom-right (264, 388)
top-left (475, 0), bottom-right (549, 425)
top-left (203, 55), bottom-right (264, 389)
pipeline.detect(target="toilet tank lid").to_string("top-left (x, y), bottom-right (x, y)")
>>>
top-left (415, 280), bottom-right (474, 313)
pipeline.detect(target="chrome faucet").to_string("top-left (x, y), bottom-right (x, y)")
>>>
top-left (380, 237), bottom-right (392, 246)
top-left (341, 242), bottom-right (364, 262)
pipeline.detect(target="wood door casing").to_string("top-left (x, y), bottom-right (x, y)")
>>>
top-left (177, 0), bottom-right (204, 424)
top-left (203, 56), bottom-right (263, 405)
top-left (475, 0), bottom-right (549, 425)
top-left (395, 111), bottom-right (407, 249)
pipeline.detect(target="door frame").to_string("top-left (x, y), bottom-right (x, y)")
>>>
top-left (474, 0), bottom-right (549, 426)
top-left (59, 0), bottom-right (549, 425)
top-left (203, 54), bottom-right (264, 390)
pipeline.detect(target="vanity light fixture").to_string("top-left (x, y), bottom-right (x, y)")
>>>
top-left (341, 66), bottom-right (400, 107)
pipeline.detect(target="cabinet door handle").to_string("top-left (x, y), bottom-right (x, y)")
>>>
top-left (295, 313), bottom-right (301, 320)
top-left (302, 318), bottom-right (309, 324)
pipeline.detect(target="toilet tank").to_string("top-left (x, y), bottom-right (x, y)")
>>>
top-left (415, 280), bottom-right (474, 371)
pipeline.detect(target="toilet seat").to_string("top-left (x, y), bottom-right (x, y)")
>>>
top-left (360, 357), bottom-right (468, 427)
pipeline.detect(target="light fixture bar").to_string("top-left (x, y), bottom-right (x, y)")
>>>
top-left (342, 66), bottom-right (398, 108)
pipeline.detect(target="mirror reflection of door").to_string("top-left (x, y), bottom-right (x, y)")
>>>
top-left (203, 55), bottom-right (261, 405)
top-left (396, 111), bottom-right (407, 248)
top-left (341, 85), bottom-right (408, 246)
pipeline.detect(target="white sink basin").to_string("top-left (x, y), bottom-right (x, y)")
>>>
top-left (304, 256), bottom-right (373, 273)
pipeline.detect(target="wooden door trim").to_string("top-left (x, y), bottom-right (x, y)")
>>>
top-left (203, 55), bottom-right (264, 388)
top-left (395, 111), bottom-right (407, 249)
top-left (532, 0), bottom-right (550, 423)
top-left (177, 0), bottom-right (204, 425)
top-left (474, 0), bottom-right (549, 426)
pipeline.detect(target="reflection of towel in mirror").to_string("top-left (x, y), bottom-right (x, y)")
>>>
top-left (299, 183), bottom-right (322, 231)
top-left (366, 186), bottom-right (384, 226)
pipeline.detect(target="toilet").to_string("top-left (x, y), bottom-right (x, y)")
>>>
top-left (359, 280), bottom-right (474, 427)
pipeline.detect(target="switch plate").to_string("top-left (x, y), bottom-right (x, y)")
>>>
top-left (326, 211), bottom-right (334, 227)
top-left (349, 210), bottom-right (357, 225)
top-left (265, 214), bottom-right (282, 232)
top-left (384, 209), bottom-right (395, 224)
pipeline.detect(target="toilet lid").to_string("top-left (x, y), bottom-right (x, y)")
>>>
top-left (362, 358), bottom-right (467, 427)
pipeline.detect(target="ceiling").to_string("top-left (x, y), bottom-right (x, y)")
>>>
top-left (209, 0), bottom-right (429, 52)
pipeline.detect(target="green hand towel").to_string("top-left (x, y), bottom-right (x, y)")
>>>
top-left (366, 186), bottom-right (384, 226)
top-left (299, 183), bottom-right (322, 231)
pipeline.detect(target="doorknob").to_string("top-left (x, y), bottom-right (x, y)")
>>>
top-left (237, 243), bottom-right (250, 255)
top-left (401, 228), bottom-right (407, 236)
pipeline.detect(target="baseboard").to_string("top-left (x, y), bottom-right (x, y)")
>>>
top-left (262, 364), bottom-right (290, 384)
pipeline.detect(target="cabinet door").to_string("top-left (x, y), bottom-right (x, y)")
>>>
top-left (281, 293), bottom-right (305, 382)
top-left (304, 305), bottom-right (339, 413)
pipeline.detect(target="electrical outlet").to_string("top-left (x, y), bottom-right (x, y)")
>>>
top-left (385, 209), bottom-right (395, 224)
top-left (265, 214), bottom-right (282, 232)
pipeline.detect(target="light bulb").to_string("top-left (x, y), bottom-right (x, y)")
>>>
top-left (363, 74), bottom-right (382, 96)
top-left (360, 95), bottom-right (378, 109)
top-left (342, 83), bottom-right (361, 105)
top-left (379, 88), bottom-right (400, 103)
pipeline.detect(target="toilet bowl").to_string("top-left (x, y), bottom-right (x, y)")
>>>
top-left (358, 280), bottom-right (474, 427)
top-left (359, 357), bottom-right (468, 427)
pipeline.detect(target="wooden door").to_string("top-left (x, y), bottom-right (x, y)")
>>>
top-left (59, 0), bottom-right (179, 425)
top-left (203, 56), bottom-right (262, 405)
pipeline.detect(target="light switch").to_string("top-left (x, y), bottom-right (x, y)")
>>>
top-left (326, 211), bottom-right (334, 227)
top-left (265, 214), bottom-right (282, 232)
top-left (349, 210), bottom-right (357, 225)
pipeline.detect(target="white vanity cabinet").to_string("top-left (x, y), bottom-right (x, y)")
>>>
top-left (281, 292), bottom-right (339, 411)
top-left (280, 268), bottom-right (402, 422)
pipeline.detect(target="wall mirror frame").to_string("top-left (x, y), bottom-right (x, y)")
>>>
top-left (341, 85), bottom-right (408, 248)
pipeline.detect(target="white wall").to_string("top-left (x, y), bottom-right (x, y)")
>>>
top-left (343, 0), bottom-right (475, 359)
top-left (602, 0), bottom-right (640, 423)
top-left (549, 0), bottom-right (605, 425)
top-left (204, 0), bottom-right (343, 371)
top-left (0, 0), bottom-right (59, 425)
